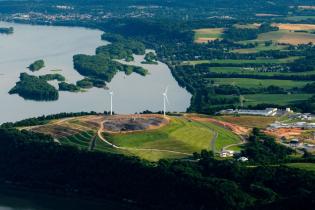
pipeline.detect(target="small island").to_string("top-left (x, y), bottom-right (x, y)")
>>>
top-left (9, 73), bottom-right (59, 101)
top-left (58, 82), bottom-right (80, 92)
top-left (28, 59), bottom-right (45, 71)
top-left (39, 73), bottom-right (65, 82)
top-left (0, 27), bottom-right (14, 34)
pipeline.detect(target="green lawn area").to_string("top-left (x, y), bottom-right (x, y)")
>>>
top-left (243, 94), bottom-right (312, 106)
top-left (210, 78), bottom-right (308, 89)
top-left (286, 163), bottom-right (315, 172)
top-left (194, 121), bottom-right (241, 151)
top-left (103, 117), bottom-right (216, 161)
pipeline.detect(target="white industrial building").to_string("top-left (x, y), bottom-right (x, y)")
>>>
top-left (219, 108), bottom-right (278, 116)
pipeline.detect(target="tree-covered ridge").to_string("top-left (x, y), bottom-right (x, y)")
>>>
top-left (9, 73), bottom-right (59, 101)
top-left (73, 34), bottom-right (148, 83)
top-left (0, 127), bottom-right (314, 209)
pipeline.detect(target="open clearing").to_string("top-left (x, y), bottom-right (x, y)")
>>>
top-left (27, 114), bottom-right (244, 161)
top-left (194, 28), bottom-right (224, 43)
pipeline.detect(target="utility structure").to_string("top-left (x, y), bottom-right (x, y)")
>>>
top-left (163, 87), bottom-right (169, 117)
top-left (109, 91), bottom-right (113, 115)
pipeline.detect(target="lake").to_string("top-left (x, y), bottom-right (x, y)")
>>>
top-left (0, 187), bottom-right (139, 210)
top-left (0, 21), bottom-right (191, 124)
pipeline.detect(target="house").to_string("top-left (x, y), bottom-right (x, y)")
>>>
top-left (220, 150), bottom-right (234, 158)
top-left (238, 157), bottom-right (248, 162)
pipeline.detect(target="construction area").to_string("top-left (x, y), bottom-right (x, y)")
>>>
top-left (103, 115), bottom-right (169, 133)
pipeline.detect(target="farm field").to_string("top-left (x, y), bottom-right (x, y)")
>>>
top-left (273, 23), bottom-right (315, 30)
top-left (209, 67), bottom-right (315, 76)
top-left (232, 43), bottom-right (287, 53)
top-left (257, 29), bottom-right (315, 45)
top-left (184, 56), bottom-right (299, 65)
top-left (286, 16), bottom-right (315, 21)
top-left (243, 93), bottom-right (312, 106)
top-left (286, 163), bottom-right (315, 173)
top-left (194, 28), bottom-right (224, 43)
top-left (210, 78), bottom-right (309, 88)
top-left (214, 115), bottom-right (276, 128)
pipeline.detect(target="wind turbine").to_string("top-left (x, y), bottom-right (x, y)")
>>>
top-left (109, 91), bottom-right (113, 115)
top-left (163, 87), bottom-right (169, 117)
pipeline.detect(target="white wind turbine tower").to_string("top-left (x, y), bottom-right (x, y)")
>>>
top-left (163, 87), bottom-right (169, 117)
top-left (109, 91), bottom-right (113, 115)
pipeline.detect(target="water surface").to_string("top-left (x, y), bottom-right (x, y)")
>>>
top-left (0, 22), bottom-right (191, 124)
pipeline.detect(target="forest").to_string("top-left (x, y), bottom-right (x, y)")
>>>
top-left (0, 127), bottom-right (314, 210)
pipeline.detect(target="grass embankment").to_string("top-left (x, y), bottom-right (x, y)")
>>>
top-left (286, 163), bottom-right (315, 173)
top-left (104, 117), bottom-right (215, 161)
top-left (196, 121), bottom-right (242, 151)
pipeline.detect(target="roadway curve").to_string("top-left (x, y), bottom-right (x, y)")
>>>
top-left (97, 120), bottom-right (192, 156)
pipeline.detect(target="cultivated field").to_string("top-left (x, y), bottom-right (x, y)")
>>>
top-left (194, 28), bottom-right (224, 43)
top-left (210, 78), bottom-right (308, 89)
top-left (273, 23), bottom-right (315, 30)
top-left (243, 94), bottom-right (312, 106)
top-left (258, 30), bottom-right (315, 45)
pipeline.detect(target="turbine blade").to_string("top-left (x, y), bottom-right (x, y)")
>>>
top-left (165, 86), bottom-right (168, 94)
top-left (165, 95), bottom-right (170, 104)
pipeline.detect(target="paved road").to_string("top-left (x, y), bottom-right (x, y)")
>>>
top-left (223, 135), bottom-right (247, 151)
top-left (210, 132), bottom-right (218, 153)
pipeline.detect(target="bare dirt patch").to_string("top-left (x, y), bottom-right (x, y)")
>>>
top-left (187, 115), bottom-right (250, 136)
top-left (264, 128), bottom-right (303, 139)
top-left (103, 114), bottom-right (169, 133)
top-left (273, 23), bottom-right (315, 30)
